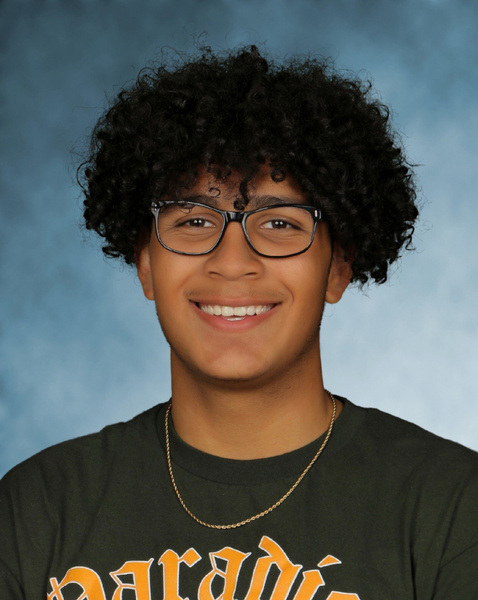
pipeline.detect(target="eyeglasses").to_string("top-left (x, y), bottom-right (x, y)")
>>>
top-left (150, 201), bottom-right (322, 258)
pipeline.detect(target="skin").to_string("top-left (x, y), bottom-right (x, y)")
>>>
top-left (137, 167), bottom-right (352, 459)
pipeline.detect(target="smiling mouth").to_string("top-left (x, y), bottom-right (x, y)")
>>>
top-left (194, 303), bottom-right (275, 321)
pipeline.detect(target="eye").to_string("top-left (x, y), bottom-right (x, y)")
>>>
top-left (181, 217), bottom-right (216, 228)
top-left (262, 219), bottom-right (296, 230)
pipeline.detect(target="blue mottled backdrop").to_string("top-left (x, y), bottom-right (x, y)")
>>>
top-left (1, 0), bottom-right (477, 476)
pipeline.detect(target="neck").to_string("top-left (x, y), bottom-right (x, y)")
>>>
top-left (169, 347), bottom-right (340, 460)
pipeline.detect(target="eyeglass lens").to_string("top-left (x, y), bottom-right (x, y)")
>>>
top-left (156, 204), bottom-right (315, 256)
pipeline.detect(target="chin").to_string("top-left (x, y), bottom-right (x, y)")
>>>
top-left (196, 358), bottom-right (282, 388)
top-left (199, 365), bottom-right (268, 384)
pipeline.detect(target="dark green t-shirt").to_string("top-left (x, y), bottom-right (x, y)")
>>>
top-left (1, 399), bottom-right (477, 599)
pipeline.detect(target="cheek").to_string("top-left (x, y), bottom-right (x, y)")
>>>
top-left (280, 252), bottom-right (329, 307)
top-left (150, 254), bottom-right (184, 309)
top-left (149, 250), bottom-right (203, 327)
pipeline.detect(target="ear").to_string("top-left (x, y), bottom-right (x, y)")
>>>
top-left (136, 243), bottom-right (155, 301)
top-left (325, 245), bottom-right (353, 304)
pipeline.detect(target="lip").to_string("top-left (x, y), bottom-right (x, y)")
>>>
top-left (190, 300), bottom-right (280, 332)
top-left (192, 298), bottom-right (279, 307)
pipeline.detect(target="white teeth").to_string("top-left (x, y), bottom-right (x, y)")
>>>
top-left (198, 304), bottom-right (273, 317)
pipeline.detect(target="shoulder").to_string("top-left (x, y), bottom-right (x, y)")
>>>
top-left (346, 400), bottom-right (477, 520)
top-left (0, 403), bottom-right (165, 499)
top-left (359, 402), bottom-right (477, 465)
top-left (0, 403), bottom-right (168, 582)
top-left (340, 400), bottom-right (478, 569)
top-left (344, 398), bottom-right (476, 457)
top-left (339, 398), bottom-right (478, 493)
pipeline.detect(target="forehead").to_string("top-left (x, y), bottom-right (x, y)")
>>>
top-left (173, 165), bottom-right (308, 209)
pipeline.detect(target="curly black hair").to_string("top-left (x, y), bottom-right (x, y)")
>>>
top-left (79, 45), bottom-right (418, 285)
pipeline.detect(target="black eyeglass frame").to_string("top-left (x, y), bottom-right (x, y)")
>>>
top-left (150, 200), bottom-right (323, 258)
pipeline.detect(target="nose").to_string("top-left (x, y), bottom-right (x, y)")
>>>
top-left (204, 222), bottom-right (264, 280)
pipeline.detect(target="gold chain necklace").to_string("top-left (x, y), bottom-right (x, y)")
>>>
top-left (164, 391), bottom-right (337, 529)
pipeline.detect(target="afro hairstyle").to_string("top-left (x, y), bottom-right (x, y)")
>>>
top-left (79, 44), bottom-right (419, 285)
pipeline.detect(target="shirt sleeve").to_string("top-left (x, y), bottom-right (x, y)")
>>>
top-left (0, 560), bottom-right (24, 600)
top-left (0, 459), bottom-right (54, 600)
top-left (432, 543), bottom-right (478, 599)
top-left (430, 454), bottom-right (478, 600)
top-left (0, 474), bottom-right (25, 599)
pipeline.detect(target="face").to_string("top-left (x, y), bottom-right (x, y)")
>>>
top-left (137, 167), bottom-right (351, 388)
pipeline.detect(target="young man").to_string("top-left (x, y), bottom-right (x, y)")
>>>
top-left (1, 46), bottom-right (476, 600)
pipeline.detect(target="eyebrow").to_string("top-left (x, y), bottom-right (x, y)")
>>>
top-left (178, 194), bottom-right (311, 209)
